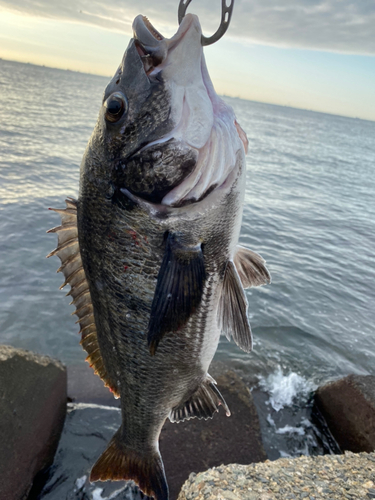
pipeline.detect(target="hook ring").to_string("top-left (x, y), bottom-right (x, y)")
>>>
top-left (178, 0), bottom-right (235, 46)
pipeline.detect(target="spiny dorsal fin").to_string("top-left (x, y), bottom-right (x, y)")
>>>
top-left (148, 233), bottom-right (206, 356)
top-left (47, 198), bottom-right (119, 398)
top-left (169, 374), bottom-right (230, 423)
top-left (90, 427), bottom-right (169, 500)
top-left (218, 260), bottom-right (252, 353)
top-left (234, 245), bottom-right (271, 289)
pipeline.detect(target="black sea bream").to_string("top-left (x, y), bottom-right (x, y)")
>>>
top-left (48, 13), bottom-right (270, 500)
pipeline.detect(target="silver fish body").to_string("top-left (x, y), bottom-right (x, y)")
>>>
top-left (49, 13), bottom-right (270, 500)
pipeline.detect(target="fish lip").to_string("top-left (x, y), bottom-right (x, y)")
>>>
top-left (165, 14), bottom-right (199, 50)
top-left (141, 16), bottom-right (164, 42)
top-left (132, 15), bottom-right (168, 71)
top-left (132, 15), bottom-right (165, 49)
top-left (132, 13), bottom-right (197, 46)
top-left (132, 14), bottom-right (199, 68)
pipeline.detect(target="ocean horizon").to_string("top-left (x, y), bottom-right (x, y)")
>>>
top-left (1, 57), bottom-right (373, 124)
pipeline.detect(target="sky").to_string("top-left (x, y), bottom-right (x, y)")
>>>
top-left (0, 0), bottom-right (374, 121)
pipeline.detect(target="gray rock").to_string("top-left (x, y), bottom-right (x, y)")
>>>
top-left (160, 367), bottom-right (267, 500)
top-left (177, 452), bottom-right (375, 500)
top-left (315, 374), bottom-right (375, 452)
top-left (68, 362), bottom-right (120, 407)
top-left (0, 345), bottom-right (67, 500)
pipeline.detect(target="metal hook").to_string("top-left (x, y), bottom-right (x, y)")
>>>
top-left (178, 0), bottom-right (235, 46)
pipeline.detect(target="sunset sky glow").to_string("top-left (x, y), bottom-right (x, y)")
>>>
top-left (0, 0), bottom-right (374, 121)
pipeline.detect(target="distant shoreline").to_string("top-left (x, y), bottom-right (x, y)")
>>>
top-left (1, 57), bottom-right (373, 124)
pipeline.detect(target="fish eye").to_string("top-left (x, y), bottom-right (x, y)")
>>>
top-left (104, 92), bottom-right (128, 123)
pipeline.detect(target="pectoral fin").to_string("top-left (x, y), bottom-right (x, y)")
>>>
top-left (234, 245), bottom-right (271, 289)
top-left (218, 260), bottom-right (252, 353)
top-left (169, 374), bottom-right (230, 423)
top-left (148, 233), bottom-right (206, 355)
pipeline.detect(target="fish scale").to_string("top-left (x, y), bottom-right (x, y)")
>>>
top-left (78, 151), bottom-right (247, 469)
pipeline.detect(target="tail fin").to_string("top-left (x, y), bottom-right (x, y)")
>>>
top-left (90, 428), bottom-right (169, 500)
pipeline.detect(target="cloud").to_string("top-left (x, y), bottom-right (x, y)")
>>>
top-left (1, 0), bottom-right (374, 55)
top-left (232, 0), bottom-right (375, 55)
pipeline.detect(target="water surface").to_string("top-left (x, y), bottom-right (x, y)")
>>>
top-left (1, 59), bottom-right (374, 462)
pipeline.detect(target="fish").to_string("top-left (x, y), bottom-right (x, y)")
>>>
top-left (48, 12), bottom-right (270, 500)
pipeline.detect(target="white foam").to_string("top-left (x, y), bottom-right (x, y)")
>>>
top-left (259, 367), bottom-right (314, 411)
top-left (267, 413), bottom-right (307, 436)
top-left (68, 402), bottom-right (121, 412)
top-left (75, 475), bottom-right (86, 490)
top-left (300, 417), bottom-right (313, 428)
top-left (91, 486), bottom-right (128, 500)
top-left (279, 450), bottom-right (292, 458)
top-left (92, 488), bottom-right (105, 500)
top-left (266, 414), bottom-right (276, 427)
top-left (275, 424), bottom-right (305, 436)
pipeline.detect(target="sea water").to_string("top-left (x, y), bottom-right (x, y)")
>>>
top-left (1, 59), bottom-right (374, 467)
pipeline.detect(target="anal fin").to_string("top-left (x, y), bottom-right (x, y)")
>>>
top-left (234, 245), bottom-right (271, 289)
top-left (218, 260), bottom-right (253, 352)
top-left (90, 428), bottom-right (169, 500)
top-left (169, 374), bottom-right (230, 423)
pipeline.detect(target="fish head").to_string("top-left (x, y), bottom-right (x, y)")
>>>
top-left (82, 14), bottom-right (247, 206)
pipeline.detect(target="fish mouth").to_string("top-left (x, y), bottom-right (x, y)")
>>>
top-left (132, 14), bottom-right (197, 75)
top-left (141, 17), bottom-right (164, 42)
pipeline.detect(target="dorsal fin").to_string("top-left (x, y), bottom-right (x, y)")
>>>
top-left (234, 245), bottom-right (271, 289)
top-left (218, 260), bottom-right (252, 353)
top-left (47, 198), bottom-right (119, 398)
